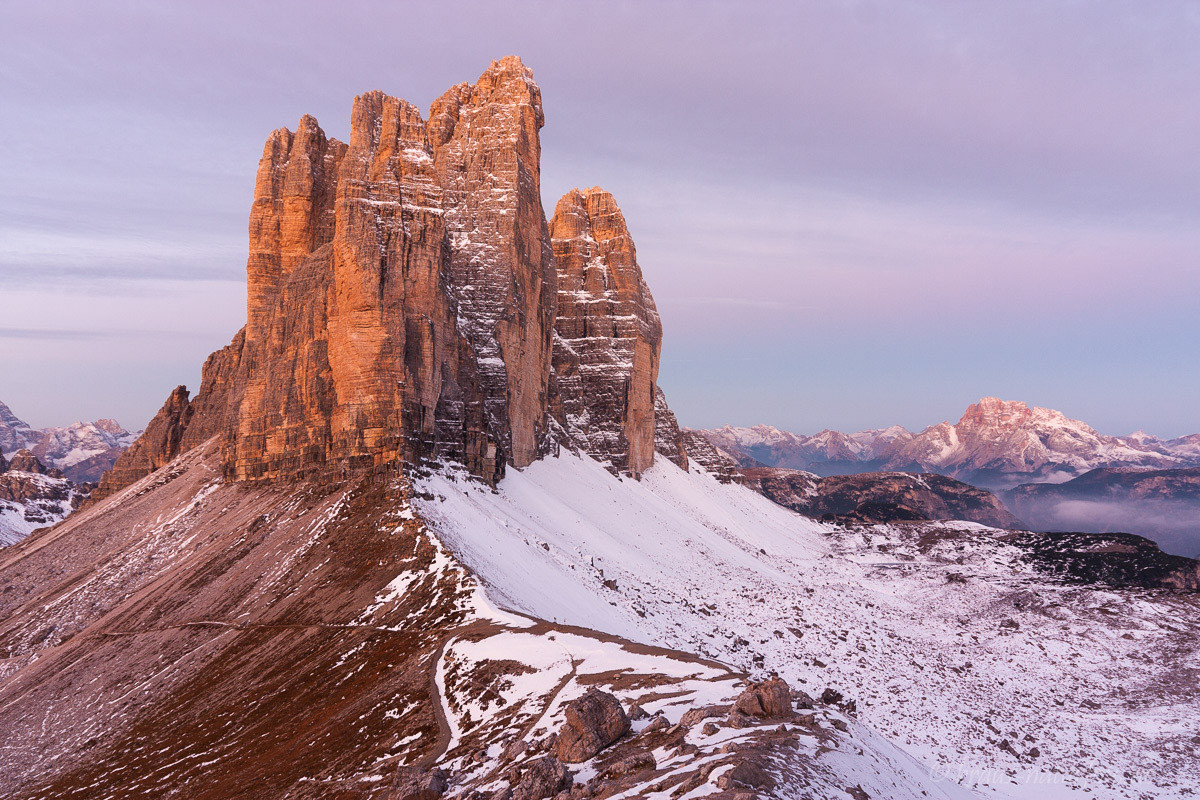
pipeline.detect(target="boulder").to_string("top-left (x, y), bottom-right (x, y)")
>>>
top-left (733, 678), bottom-right (793, 719)
top-left (679, 704), bottom-right (728, 727)
top-left (554, 689), bottom-right (630, 762)
top-left (717, 760), bottom-right (776, 790)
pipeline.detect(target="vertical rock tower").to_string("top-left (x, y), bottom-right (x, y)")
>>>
top-left (548, 187), bottom-right (664, 477)
top-left (224, 56), bottom-right (557, 484)
top-left (98, 58), bottom-right (687, 497)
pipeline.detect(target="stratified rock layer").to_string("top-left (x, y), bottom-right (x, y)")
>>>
top-left (549, 187), bottom-right (663, 477)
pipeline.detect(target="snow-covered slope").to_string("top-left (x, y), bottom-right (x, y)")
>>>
top-left (0, 469), bottom-right (79, 547)
top-left (415, 451), bottom-right (1200, 800)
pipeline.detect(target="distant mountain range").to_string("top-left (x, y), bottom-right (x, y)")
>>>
top-left (699, 397), bottom-right (1200, 489)
top-left (0, 401), bottom-right (139, 483)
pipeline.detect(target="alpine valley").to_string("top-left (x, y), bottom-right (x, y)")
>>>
top-left (2, 58), bottom-right (1198, 800)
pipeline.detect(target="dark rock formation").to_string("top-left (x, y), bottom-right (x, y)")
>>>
top-left (1007, 530), bottom-right (1200, 591)
top-left (743, 468), bottom-right (1022, 528)
top-left (6, 450), bottom-right (50, 475)
top-left (653, 386), bottom-right (688, 471)
top-left (680, 429), bottom-right (747, 484)
top-left (390, 766), bottom-right (447, 800)
top-left (511, 756), bottom-right (571, 800)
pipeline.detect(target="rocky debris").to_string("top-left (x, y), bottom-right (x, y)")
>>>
top-left (511, 756), bottom-right (572, 800)
top-left (845, 785), bottom-right (870, 800)
top-left (390, 766), bottom-right (448, 800)
top-left (820, 688), bottom-right (844, 705)
top-left (791, 688), bottom-right (815, 709)
top-left (548, 187), bottom-right (663, 478)
top-left (733, 677), bottom-right (794, 720)
top-left (554, 689), bottom-right (630, 763)
top-left (642, 714), bottom-right (669, 733)
top-left (740, 467), bottom-right (1022, 528)
top-left (600, 749), bottom-right (655, 780)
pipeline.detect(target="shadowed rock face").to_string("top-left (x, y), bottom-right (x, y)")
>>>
top-left (652, 386), bottom-right (688, 471)
top-left (548, 187), bottom-right (663, 477)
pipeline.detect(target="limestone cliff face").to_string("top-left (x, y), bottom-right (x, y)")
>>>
top-left (549, 187), bottom-right (663, 477)
top-left (99, 58), bottom-right (690, 496)
top-left (226, 58), bottom-right (555, 483)
top-left (431, 57), bottom-right (557, 468)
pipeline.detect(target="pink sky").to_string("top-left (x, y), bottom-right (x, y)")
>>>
top-left (1, 1), bottom-right (1197, 436)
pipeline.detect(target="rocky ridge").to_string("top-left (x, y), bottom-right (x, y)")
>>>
top-left (741, 467), bottom-right (1022, 528)
top-left (701, 397), bottom-right (1200, 488)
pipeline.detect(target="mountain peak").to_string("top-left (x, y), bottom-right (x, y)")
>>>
top-left (96, 57), bottom-right (681, 496)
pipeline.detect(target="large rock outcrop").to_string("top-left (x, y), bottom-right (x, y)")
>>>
top-left (548, 187), bottom-right (663, 477)
top-left (653, 386), bottom-right (688, 470)
top-left (100, 58), bottom-right (564, 494)
top-left (99, 58), bottom-right (691, 496)
top-left (225, 56), bottom-right (557, 484)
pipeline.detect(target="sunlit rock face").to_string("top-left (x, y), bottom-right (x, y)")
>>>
top-left (100, 57), bottom-right (564, 493)
top-left (548, 187), bottom-right (664, 477)
top-left (226, 56), bottom-right (555, 484)
top-left (98, 58), bottom-right (694, 496)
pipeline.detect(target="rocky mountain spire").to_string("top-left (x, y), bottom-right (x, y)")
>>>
top-left (98, 58), bottom-right (689, 495)
top-left (549, 187), bottom-right (664, 477)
